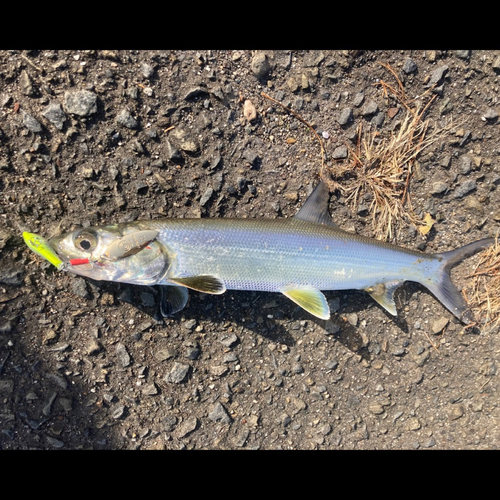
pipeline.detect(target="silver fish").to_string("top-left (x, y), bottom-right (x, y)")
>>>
top-left (47, 182), bottom-right (493, 323)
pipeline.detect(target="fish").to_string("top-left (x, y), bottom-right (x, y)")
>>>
top-left (39, 181), bottom-right (493, 323)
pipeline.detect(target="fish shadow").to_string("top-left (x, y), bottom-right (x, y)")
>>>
top-left (85, 280), bottom-right (423, 356)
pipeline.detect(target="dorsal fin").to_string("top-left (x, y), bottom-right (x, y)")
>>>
top-left (294, 181), bottom-right (336, 227)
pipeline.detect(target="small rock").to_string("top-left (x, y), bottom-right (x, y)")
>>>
top-left (287, 76), bottom-right (299, 93)
top-left (110, 403), bottom-right (126, 420)
top-left (42, 101), bottom-right (67, 130)
top-left (71, 277), bottom-right (90, 298)
top-left (492, 56), bottom-right (500, 72)
top-left (455, 50), bottom-right (471, 60)
top-left (405, 417), bottom-right (421, 431)
top-left (199, 187), bottom-right (213, 207)
top-left (464, 196), bottom-right (484, 216)
top-left (86, 339), bottom-right (102, 356)
top-left (22, 111), bottom-right (42, 133)
top-left (402, 58), bottom-right (418, 74)
top-left (165, 362), bottom-right (190, 384)
top-left (115, 342), bottom-right (131, 368)
top-left (352, 92), bottom-right (365, 107)
top-left (116, 109), bottom-right (138, 129)
top-left (20, 70), bottom-right (35, 96)
top-left (140, 62), bottom-right (154, 79)
top-left (431, 316), bottom-right (449, 334)
top-left (332, 145), bottom-right (348, 159)
top-left (448, 404), bottom-right (465, 421)
top-left (337, 107), bottom-right (353, 126)
top-left (64, 90), bottom-right (98, 116)
top-left (453, 179), bottom-right (477, 198)
top-left (243, 99), bottom-right (257, 122)
top-left (458, 155), bottom-right (473, 175)
top-left (425, 65), bottom-right (449, 88)
top-left (368, 402), bottom-right (385, 415)
top-left (173, 416), bottom-right (198, 439)
top-left (482, 107), bottom-right (498, 121)
top-left (251, 52), bottom-right (270, 79)
top-left (164, 140), bottom-right (183, 164)
top-left (208, 402), bottom-right (232, 423)
top-left (430, 181), bottom-right (449, 195)
top-left (219, 333), bottom-right (239, 348)
top-left (183, 318), bottom-right (197, 331)
top-left (361, 99), bottom-right (378, 117)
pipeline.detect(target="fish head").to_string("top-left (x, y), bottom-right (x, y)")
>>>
top-left (49, 224), bottom-right (169, 285)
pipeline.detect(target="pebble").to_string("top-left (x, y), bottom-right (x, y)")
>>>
top-left (63, 89), bottom-right (98, 116)
top-left (243, 99), bottom-right (257, 122)
top-left (458, 155), bottom-right (473, 175)
top-left (337, 107), bottom-right (353, 126)
top-left (482, 107), bottom-right (498, 121)
top-left (164, 362), bottom-right (190, 384)
top-left (332, 145), bottom-right (348, 159)
top-left (140, 62), bottom-right (154, 79)
top-left (22, 111), bottom-right (42, 133)
top-left (455, 50), bottom-right (471, 60)
top-left (361, 99), bottom-right (378, 117)
top-left (86, 339), bottom-right (102, 356)
top-left (71, 277), bottom-right (90, 298)
top-left (402, 58), bottom-right (417, 74)
top-left (425, 65), bottom-right (449, 88)
top-left (208, 402), bottom-right (232, 423)
top-left (431, 316), bottom-right (449, 334)
top-left (453, 179), bottom-right (476, 198)
top-left (116, 109), bottom-right (138, 129)
top-left (199, 187), bottom-right (213, 207)
top-left (115, 342), bottom-right (131, 368)
top-left (219, 333), bottom-right (238, 348)
top-left (20, 70), bottom-right (34, 96)
top-left (251, 52), bottom-right (270, 79)
top-left (430, 181), bottom-right (449, 195)
top-left (173, 416), bottom-right (198, 439)
top-left (42, 101), bottom-right (67, 130)
top-left (492, 56), bottom-right (500, 71)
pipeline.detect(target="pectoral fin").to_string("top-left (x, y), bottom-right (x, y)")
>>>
top-left (282, 286), bottom-right (330, 320)
top-left (168, 275), bottom-right (226, 294)
top-left (159, 285), bottom-right (189, 316)
top-left (364, 281), bottom-right (403, 316)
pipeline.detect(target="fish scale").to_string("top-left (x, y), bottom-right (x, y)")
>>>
top-left (149, 217), bottom-right (437, 293)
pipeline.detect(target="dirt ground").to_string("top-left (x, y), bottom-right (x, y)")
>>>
top-left (1, 49), bottom-right (499, 449)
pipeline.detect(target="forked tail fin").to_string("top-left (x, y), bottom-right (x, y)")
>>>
top-left (424, 237), bottom-right (495, 324)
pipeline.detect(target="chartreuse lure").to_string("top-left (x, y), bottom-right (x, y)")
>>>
top-left (23, 232), bottom-right (65, 270)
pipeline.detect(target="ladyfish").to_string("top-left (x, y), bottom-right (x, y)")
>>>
top-left (42, 182), bottom-right (493, 323)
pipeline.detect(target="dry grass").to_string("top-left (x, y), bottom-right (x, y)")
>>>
top-left (465, 237), bottom-right (500, 332)
top-left (323, 63), bottom-right (452, 241)
top-left (328, 111), bottom-right (450, 240)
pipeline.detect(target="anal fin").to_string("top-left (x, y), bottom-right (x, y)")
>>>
top-left (168, 275), bottom-right (226, 294)
top-left (364, 281), bottom-right (403, 316)
top-left (282, 286), bottom-right (330, 320)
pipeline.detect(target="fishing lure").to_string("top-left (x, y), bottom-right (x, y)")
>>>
top-left (23, 232), bottom-right (66, 269)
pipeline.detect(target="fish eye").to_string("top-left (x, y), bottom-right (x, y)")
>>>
top-left (74, 231), bottom-right (98, 253)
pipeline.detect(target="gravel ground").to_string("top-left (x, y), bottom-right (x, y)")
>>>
top-left (0, 49), bottom-right (499, 449)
